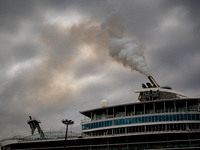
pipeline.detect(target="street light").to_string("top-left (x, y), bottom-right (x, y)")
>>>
top-left (62, 119), bottom-right (74, 150)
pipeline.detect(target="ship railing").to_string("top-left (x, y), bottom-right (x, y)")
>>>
top-left (155, 109), bottom-right (164, 113)
top-left (22, 131), bottom-right (78, 141)
top-left (116, 113), bottom-right (126, 117)
top-left (81, 119), bottom-right (91, 123)
top-left (177, 108), bottom-right (187, 112)
top-left (105, 115), bottom-right (114, 118)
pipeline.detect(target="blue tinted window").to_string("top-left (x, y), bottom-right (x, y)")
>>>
top-left (169, 115), bottom-right (173, 121)
top-left (163, 115), bottom-right (166, 121)
top-left (141, 117), bottom-right (144, 122)
top-left (166, 115), bottom-right (169, 121)
top-left (135, 118), bottom-right (138, 123)
top-left (121, 119), bottom-right (125, 125)
top-left (118, 119), bottom-right (121, 125)
top-left (159, 115), bottom-right (162, 121)
top-left (188, 114), bottom-right (192, 120)
top-left (114, 120), bottom-right (118, 125)
top-left (110, 120), bottom-right (113, 126)
top-left (181, 114), bottom-right (184, 120)
top-left (152, 116), bottom-right (155, 122)
top-left (177, 114), bottom-right (180, 121)
top-left (144, 116), bottom-right (148, 122)
top-left (173, 115), bottom-right (176, 121)
top-left (196, 114), bottom-right (200, 120)
top-left (149, 116), bottom-right (152, 122)
top-left (118, 119), bottom-right (122, 125)
top-left (82, 125), bottom-right (84, 130)
top-left (105, 121), bottom-right (107, 127)
top-left (131, 118), bottom-right (135, 123)
top-left (106, 121), bottom-right (109, 126)
top-left (125, 118), bottom-right (128, 124)
top-left (137, 117), bottom-right (141, 123)
top-left (192, 114), bottom-right (196, 120)
top-left (154, 116), bottom-right (158, 122)
top-left (82, 113), bottom-right (200, 130)
top-left (129, 118), bottom-right (131, 124)
top-left (100, 122), bottom-right (102, 127)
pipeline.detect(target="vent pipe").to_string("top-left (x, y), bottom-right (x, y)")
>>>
top-left (148, 76), bottom-right (160, 87)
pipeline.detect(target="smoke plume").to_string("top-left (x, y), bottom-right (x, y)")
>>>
top-left (102, 12), bottom-right (150, 76)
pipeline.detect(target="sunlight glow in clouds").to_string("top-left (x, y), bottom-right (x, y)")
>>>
top-left (79, 44), bottom-right (97, 59)
top-left (53, 73), bottom-right (79, 93)
top-left (6, 58), bottom-right (40, 77)
top-left (45, 11), bottom-right (85, 28)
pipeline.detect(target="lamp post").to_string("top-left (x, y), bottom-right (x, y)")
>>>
top-left (62, 119), bottom-right (74, 150)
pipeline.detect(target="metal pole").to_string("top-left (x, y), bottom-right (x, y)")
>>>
top-left (64, 124), bottom-right (68, 150)
top-left (62, 119), bottom-right (74, 150)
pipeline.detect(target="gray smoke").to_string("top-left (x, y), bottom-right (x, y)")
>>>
top-left (102, 11), bottom-right (150, 76)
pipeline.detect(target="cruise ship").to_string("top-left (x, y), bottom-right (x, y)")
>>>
top-left (1, 76), bottom-right (200, 150)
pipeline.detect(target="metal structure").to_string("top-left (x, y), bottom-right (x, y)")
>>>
top-left (148, 76), bottom-right (160, 87)
top-left (27, 116), bottom-right (44, 138)
top-left (62, 119), bottom-right (74, 150)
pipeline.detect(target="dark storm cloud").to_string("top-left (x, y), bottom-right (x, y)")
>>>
top-left (0, 0), bottom-right (39, 33)
top-left (0, 0), bottom-right (200, 142)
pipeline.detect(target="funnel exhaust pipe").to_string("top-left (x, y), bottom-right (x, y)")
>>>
top-left (148, 76), bottom-right (160, 87)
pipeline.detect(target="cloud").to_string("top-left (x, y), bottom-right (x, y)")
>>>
top-left (0, 0), bottom-right (200, 141)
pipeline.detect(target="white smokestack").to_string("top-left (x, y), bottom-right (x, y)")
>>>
top-left (102, 11), bottom-right (150, 76)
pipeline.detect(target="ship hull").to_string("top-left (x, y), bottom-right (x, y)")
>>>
top-left (2, 131), bottom-right (200, 150)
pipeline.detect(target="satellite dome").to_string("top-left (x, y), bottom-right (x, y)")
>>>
top-left (101, 99), bottom-right (109, 107)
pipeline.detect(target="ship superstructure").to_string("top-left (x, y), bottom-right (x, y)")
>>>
top-left (1, 76), bottom-right (200, 150)
top-left (80, 76), bottom-right (200, 149)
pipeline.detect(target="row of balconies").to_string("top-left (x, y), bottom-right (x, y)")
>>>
top-left (81, 99), bottom-right (199, 123)
top-left (90, 107), bottom-right (198, 122)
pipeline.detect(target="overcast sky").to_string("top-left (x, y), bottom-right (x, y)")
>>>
top-left (0, 0), bottom-right (200, 140)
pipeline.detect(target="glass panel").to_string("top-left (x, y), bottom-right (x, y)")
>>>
top-left (152, 116), bottom-right (155, 122)
top-left (173, 115), bottom-right (176, 121)
top-left (135, 118), bottom-right (138, 123)
top-left (196, 114), bottom-right (200, 120)
top-left (82, 113), bottom-right (200, 131)
top-left (181, 114), bottom-right (184, 120)
top-left (188, 114), bottom-right (192, 120)
top-left (82, 125), bottom-right (85, 130)
top-left (99, 122), bottom-right (102, 127)
top-left (192, 114), bottom-right (196, 120)
top-left (169, 115), bottom-right (173, 121)
top-left (154, 116), bottom-right (159, 122)
top-left (166, 115), bottom-right (169, 121)
top-left (95, 122), bottom-right (98, 128)
top-left (133, 118), bottom-right (135, 123)
top-left (159, 115), bottom-right (162, 121)
top-left (128, 118), bottom-right (131, 124)
top-left (177, 114), bottom-right (180, 121)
